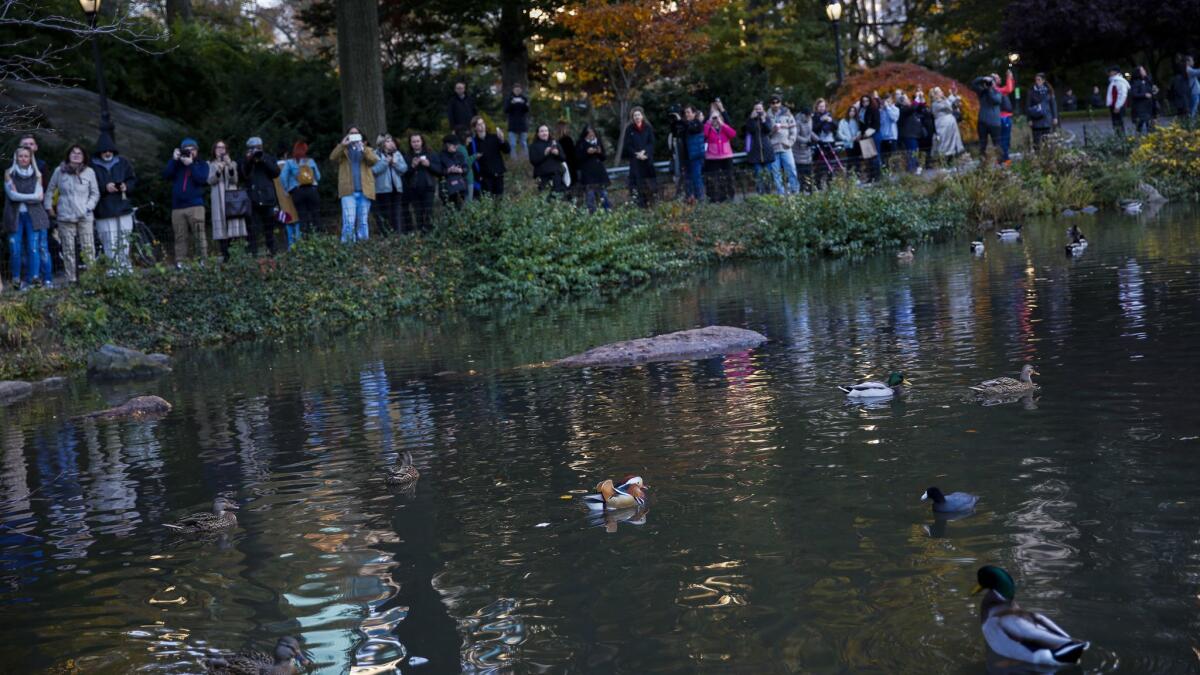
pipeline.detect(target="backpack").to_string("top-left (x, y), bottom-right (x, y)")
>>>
top-left (297, 161), bottom-right (315, 186)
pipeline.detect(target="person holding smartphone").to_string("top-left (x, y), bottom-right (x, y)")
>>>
top-left (329, 126), bottom-right (380, 243)
top-left (703, 104), bottom-right (737, 203)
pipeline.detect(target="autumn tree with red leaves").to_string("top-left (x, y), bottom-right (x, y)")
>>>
top-left (547, 0), bottom-right (723, 163)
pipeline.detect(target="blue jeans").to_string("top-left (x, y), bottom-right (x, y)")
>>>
top-left (686, 157), bottom-right (704, 199)
top-left (8, 212), bottom-right (49, 284)
top-left (584, 188), bottom-right (611, 213)
top-left (507, 131), bottom-right (528, 158)
top-left (340, 192), bottom-right (371, 243)
top-left (285, 222), bottom-right (301, 248)
top-left (772, 151), bottom-right (799, 194)
top-left (902, 137), bottom-right (920, 172)
top-left (1000, 116), bottom-right (1012, 161)
top-left (752, 163), bottom-right (773, 194)
top-left (1190, 92), bottom-right (1199, 118)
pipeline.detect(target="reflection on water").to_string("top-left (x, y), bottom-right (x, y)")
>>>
top-left (2, 207), bottom-right (1200, 673)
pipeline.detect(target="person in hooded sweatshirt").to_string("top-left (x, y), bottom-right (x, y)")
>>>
top-left (90, 133), bottom-right (138, 273)
top-left (5, 146), bottom-right (51, 289)
top-left (44, 144), bottom-right (100, 283)
top-left (163, 136), bottom-right (210, 265)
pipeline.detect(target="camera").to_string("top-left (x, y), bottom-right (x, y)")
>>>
top-left (252, 149), bottom-right (264, 159)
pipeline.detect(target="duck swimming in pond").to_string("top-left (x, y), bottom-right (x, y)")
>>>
top-left (896, 245), bottom-right (915, 261)
top-left (974, 566), bottom-right (1090, 666)
top-left (996, 224), bottom-right (1023, 240)
top-left (971, 364), bottom-right (1039, 397)
top-left (164, 497), bottom-right (239, 534)
top-left (206, 635), bottom-right (313, 674)
top-left (970, 240), bottom-right (985, 255)
top-left (839, 372), bottom-right (909, 399)
top-left (385, 452), bottom-right (420, 488)
top-left (583, 476), bottom-right (649, 511)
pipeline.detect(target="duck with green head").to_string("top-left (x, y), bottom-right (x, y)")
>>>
top-left (974, 565), bottom-right (1089, 666)
top-left (839, 372), bottom-right (910, 399)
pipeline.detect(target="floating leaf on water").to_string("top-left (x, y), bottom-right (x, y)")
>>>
top-left (559, 495), bottom-right (573, 500)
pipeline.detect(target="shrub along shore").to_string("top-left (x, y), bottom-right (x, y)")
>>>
top-left (3, 126), bottom-right (1198, 382)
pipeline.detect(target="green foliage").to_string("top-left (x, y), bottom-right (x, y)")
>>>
top-left (0, 187), bottom-right (964, 380)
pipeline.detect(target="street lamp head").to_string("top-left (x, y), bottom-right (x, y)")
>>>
top-left (78, 0), bottom-right (102, 18)
top-left (555, 71), bottom-right (567, 84)
top-left (1007, 52), bottom-right (1020, 65)
top-left (825, 0), bottom-right (842, 22)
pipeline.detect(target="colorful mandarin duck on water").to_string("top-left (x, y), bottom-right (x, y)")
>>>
top-left (583, 476), bottom-right (649, 512)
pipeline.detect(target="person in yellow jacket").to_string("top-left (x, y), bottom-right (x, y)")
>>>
top-left (329, 126), bottom-right (380, 243)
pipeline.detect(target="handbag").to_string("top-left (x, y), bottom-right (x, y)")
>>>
top-left (858, 138), bottom-right (878, 159)
top-left (561, 162), bottom-right (572, 188)
top-left (224, 188), bottom-right (251, 218)
top-left (1027, 102), bottom-right (1046, 120)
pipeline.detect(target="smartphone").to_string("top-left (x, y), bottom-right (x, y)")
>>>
top-left (347, 133), bottom-right (363, 143)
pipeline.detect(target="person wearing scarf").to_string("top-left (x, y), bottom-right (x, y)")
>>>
top-left (371, 134), bottom-right (407, 234)
top-left (44, 144), bottom-right (100, 283)
top-left (621, 107), bottom-right (657, 207)
top-left (4, 147), bottom-right (51, 289)
top-left (330, 125), bottom-right (380, 243)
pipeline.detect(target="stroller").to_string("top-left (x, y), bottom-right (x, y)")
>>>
top-left (812, 142), bottom-right (845, 189)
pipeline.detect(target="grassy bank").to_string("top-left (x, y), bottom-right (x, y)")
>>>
top-left (0, 180), bottom-right (962, 380)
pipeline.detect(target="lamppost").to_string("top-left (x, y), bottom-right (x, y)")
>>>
top-left (825, 0), bottom-right (844, 88)
top-left (554, 70), bottom-right (570, 122)
top-left (1007, 52), bottom-right (1020, 102)
top-left (79, 0), bottom-right (116, 139)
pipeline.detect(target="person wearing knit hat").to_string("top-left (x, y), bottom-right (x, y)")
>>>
top-left (91, 132), bottom-right (138, 272)
top-left (240, 136), bottom-right (281, 255)
top-left (281, 139), bottom-right (322, 239)
top-left (162, 136), bottom-right (210, 266)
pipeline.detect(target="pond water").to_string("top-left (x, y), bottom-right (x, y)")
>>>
top-left (2, 204), bottom-right (1200, 674)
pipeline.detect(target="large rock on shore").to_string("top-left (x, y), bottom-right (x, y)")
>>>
top-left (87, 344), bottom-right (172, 380)
top-left (556, 326), bottom-right (768, 367)
top-left (79, 395), bottom-right (173, 420)
top-left (0, 380), bottom-right (34, 406)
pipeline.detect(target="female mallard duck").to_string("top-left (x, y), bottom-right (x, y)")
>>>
top-left (970, 364), bottom-right (1038, 397)
top-left (969, 240), bottom-right (985, 255)
top-left (996, 224), bottom-right (1023, 240)
top-left (206, 636), bottom-right (313, 674)
top-left (974, 566), bottom-right (1089, 666)
top-left (583, 476), bottom-right (649, 512)
top-left (839, 372), bottom-right (910, 399)
top-left (164, 497), bottom-right (239, 534)
top-left (385, 452), bottom-right (420, 488)
top-left (896, 245), bottom-right (915, 261)
top-left (921, 486), bottom-right (979, 513)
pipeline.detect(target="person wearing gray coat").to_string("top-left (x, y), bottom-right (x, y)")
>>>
top-left (792, 109), bottom-right (820, 192)
top-left (44, 144), bottom-right (100, 282)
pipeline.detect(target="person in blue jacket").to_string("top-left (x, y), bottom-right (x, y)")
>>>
top-left (162, 137), bottom-right (210, 265)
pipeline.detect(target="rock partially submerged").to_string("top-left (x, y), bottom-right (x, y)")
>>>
top-left (87, 344), bottom-right (172, 380)
top-left (556, 326), bottom-right (767, 368)
top-left (0, 380), bottom-right (34, 406)
top-left (80, 395), bottom-right (173, 420)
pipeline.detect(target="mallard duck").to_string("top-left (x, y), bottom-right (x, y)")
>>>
top-left (385, 452), bottom-right (420, 488)
top-left (1065, 240), bottom-right (1086, 257)
top-left (996, 224), bottom-right (1022, 240)
top-left (583, 476), bottom-right (649, 512)
top-left (1119, 199), bottom-right (1142, 214)
top-left (164, 497), bottom-right (239, 534)
top-left (969, 240), bottom-right (985, 255)
top-left (839, 372), bottom-right (909, 399)
top-left (896, 245), bottom-right (915, 261)
top-left (206, 636), bottom-right (313, 674)
top-left (974, 566), bottom-right (1089, 666)
top-left (921, 486), bottom-right (979, 513)
top-left (970, 365), bottom-right (1039, 397)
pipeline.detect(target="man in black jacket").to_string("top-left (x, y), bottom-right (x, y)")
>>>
top-left (467, 116), bottom-right (511, 198)
top-left (503, 84), bottom-right (530, 158)
top-left (240, 136), bottom-right (280, 256)
top-left (447, 82), bottom-right (477, 136)
top-left (91, 133), bottom-right (138, 272)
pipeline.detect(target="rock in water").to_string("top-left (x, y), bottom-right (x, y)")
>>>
top-left (87, 344), bottom-right (172, 380)
top-left (0, 380), bottom-right (34, 406)
top-left (81, 395), bottom-right (173, 420)
top-left (556, 326), bottom-right (768, 367)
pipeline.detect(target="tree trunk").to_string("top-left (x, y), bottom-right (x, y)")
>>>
top-left (611, 97), bottom-right (630, 167)
top-left (165, 0), bottom-right (192, 28)
top-left (497, 0), bottom-right (530, 94)
top-left (336, 0), bottom-right (388, 141)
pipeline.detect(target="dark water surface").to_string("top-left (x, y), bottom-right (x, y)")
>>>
top-left (3, 205), bottom-right (1200, 674)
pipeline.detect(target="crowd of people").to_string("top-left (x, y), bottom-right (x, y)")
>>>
top-left (4, 59), bottom-right (1199, 292)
